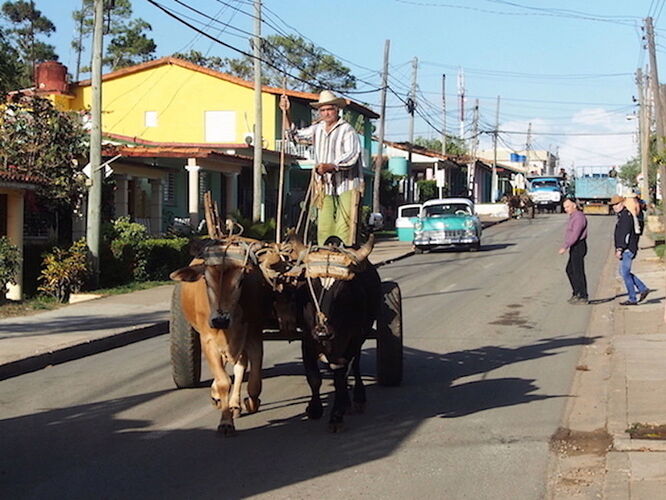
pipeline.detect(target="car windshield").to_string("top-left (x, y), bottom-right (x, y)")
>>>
top-left (424, 203), bottom-right (471, 217)
top-left (400, 207), bottom-right (420, 218)
top-left (531, 180), bottom-right (558, 189)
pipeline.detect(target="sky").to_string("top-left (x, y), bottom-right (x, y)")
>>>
top-left (29, 0), bottom-right (666, 172)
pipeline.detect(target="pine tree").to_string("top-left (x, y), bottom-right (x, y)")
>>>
top-left (1, 0), bottom-right (57, 88)
top-left (71, 0), bottom-right (155, 77)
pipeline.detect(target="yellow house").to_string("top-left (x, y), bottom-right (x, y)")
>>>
top-left (38, 57), bottom-right (378, 233)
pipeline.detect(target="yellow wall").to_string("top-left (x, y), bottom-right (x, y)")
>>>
top-left (67, 63), bottom-right (278, 149)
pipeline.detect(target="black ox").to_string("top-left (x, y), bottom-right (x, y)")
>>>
top-left (293, 236), bottom-right (381, 432)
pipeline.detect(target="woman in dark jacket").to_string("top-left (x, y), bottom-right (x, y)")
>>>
top-left (611, 195), bottom-right (650, 305)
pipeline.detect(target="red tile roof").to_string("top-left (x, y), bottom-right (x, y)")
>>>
top-left (0, 169), bottom-right (48, 186)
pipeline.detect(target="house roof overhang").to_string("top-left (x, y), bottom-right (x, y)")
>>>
top-left (75, 57), bottom-right (379, 119)
top-left (0, 170), bottom-right (48, 190)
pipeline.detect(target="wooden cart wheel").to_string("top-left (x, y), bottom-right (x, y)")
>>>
top-left (170, 283), bottom-right (201, 388)
top-left (376, 281), bottom-right (403, 386)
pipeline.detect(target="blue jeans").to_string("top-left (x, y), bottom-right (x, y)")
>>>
top-left (619, 250), bottom-right (648, 303)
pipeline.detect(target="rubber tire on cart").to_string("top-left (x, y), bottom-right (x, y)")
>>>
top-left (469, 240), bottom-right (481, 252)
top-left (376, 281), bottom-right (403, 387)
top-left (170, 283), bottom-right (201, 388)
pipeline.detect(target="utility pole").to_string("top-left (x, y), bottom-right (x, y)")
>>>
top-left (457, 67), bottom-right (465, 140)
top-left (406, 56), bottom-right (418, 203)
top-left (645, 16), bottom-right (666, 222)
top-left (492, 95), bottom-right (500, 202)
top-left (646, 17), bottom-right (664, 151)
top-left (525, 122), bottom-right (532, 174)
top-left (441, 73), bottom-right (447, 155)
top-left (86, 0), bottom-right (103, 288)
top-left (637, 68), bottom-right (650, 203)
top-left (468, 99), bottom-right (479, 201)
top-left (372, 39), bottom-right (390, 215)
top-left (252, 0), bottom-right (263, 221)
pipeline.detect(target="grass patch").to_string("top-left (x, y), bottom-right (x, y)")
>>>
top-left (0, 295), bottom-right (62, 319)
top-left (374, 229), bottom-right (397, 240)
top-left (93, 280), bottom-right (172, 296)
top-left (0, 281), bottom-right (172, 320)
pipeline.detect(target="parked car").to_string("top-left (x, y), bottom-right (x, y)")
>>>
top-left (396, 203), bottom-right (422, 242)
top-left (413, 198), bottom-right (482, 253)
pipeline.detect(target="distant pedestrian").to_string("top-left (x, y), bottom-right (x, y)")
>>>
top-left (559, 198), bottom-right (589, 304)
top-left (611, 195), bottom-right (650, 306)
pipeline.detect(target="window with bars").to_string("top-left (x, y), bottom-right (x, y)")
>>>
top-left (163, 171), bottom-right (176, 205)
top-left (198, 170), bottom-right (210, 205)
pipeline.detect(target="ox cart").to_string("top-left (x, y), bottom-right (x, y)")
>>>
top-left (170, 278), bottom-right (403, 389)
top-left (167, 194), bottom-right (404, 434)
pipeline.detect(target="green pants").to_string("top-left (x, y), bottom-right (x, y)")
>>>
top-left (317, 190), bottom-right (360, 246)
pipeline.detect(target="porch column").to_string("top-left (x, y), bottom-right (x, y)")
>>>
top-left (186, 160), bottom-right (200, 227)
top-left (114, 174), bottom-right (129, 218)
top-left (224, 172), bottom-right (239, 216)
top-left (6, 191), bottom-right (24, 301)
top-left (149, 178), bottom-right (163, 235)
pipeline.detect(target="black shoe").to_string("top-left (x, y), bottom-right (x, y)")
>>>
top-left (638, 289), bottom-right (652, 303)
top-left (619, 300), bottom-right (638, 306)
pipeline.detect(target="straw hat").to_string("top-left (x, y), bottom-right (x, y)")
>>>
top-left (310, 90), bottom-right (347, 109)
top-left (610, 194), bottom-right (625, 205)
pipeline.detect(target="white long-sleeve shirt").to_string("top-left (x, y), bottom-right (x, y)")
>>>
top-left (289, 118), bottom-right (364, 195)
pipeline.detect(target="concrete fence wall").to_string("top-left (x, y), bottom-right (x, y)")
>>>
top-left (475, 203), bottom-right (510, 218)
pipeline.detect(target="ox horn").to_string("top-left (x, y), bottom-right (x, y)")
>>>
top-left (352, 234), bottom-right (375, 262)
top-left (285, 228), bottom-right (307, 256)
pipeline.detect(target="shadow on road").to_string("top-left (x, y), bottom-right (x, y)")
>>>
top-left (0, 335), bottom-right (595, 499)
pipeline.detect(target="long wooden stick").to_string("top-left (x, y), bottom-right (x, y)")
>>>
top-left (276, 82), bottom-right (287, 243)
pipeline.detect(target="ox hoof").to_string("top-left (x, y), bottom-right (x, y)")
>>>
top-left (328, 421), bottom-right (345, 433)
top-left (306, 402), bottom-right (323, 420)
top-left (350, 401), bottom-right (366, 415)
top-left (211, 397), bottom-right (222, 409)
top-left (231, 407), bottom-right (242, 420)
top-left (244, 397), bottom-right (261, 414)
top-left (217, 423), bottom-right (237, 437)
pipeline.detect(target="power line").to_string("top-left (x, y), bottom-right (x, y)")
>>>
top-left (391, 0), bottom-right (637, 26)
top-left (146, 0), bottom-right (382, 96)
top-left (495, 129), bottom-right (634, 136)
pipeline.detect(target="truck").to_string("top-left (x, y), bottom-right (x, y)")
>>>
top-left (526, 176), bottom-right (565, 213)
top-left (573, 171), bottom-right (618, 215)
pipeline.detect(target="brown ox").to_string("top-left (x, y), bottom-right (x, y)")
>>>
top-left (170, 238), bottom-right (269, 436)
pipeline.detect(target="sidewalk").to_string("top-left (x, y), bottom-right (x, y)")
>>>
top-left (549, 235), bottom-right (666, 498)
top-left (0, 237), bottom-right (421, 381)
top-left (604, 235), bottom-right (666, 498)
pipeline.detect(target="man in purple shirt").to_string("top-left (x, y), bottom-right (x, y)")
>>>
top-left (558, 198), bottom-right (589, 304)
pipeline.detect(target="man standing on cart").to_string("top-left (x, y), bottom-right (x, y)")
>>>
top-left (280, 90), bottom-right (364, 247)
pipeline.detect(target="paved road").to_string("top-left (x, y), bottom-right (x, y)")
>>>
top-left (0, 214), bottom-right (615, 500)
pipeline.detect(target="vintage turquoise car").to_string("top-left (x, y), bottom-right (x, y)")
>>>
top-left (413, 198), bottom-right (482, 253)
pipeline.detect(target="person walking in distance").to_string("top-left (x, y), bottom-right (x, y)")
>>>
top-left (559, 198), bottom-right (589, 304)
top-left (611, 195), bottom-right (651, 306)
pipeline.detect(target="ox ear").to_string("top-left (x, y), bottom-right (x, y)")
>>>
top-left (188, 238), bottom-right (214, 257)
top-left (170, 264), bottom-right (205, 282)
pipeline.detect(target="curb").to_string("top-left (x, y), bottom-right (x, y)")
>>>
top-left (0, 321), bottom-right (169, 381)
top-left (1, 219), bottom-right (511, 381)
